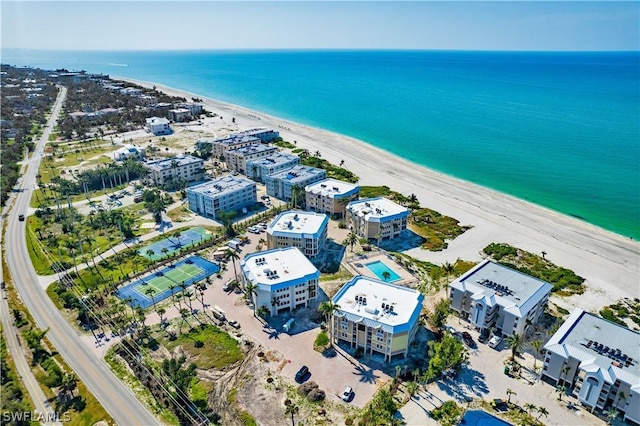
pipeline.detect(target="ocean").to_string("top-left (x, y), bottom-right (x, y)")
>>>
top-left (2, 49), bottom-right (639, 239)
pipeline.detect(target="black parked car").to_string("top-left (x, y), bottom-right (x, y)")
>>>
top-left (295, 365), bottom-right (310, 383)
top-left (461, 331), bottom-right (476, 348)
top-left (479, 328), bottom-right (491, 344)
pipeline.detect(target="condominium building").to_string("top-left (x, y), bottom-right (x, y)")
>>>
top-left (145, 116), bottom-right (172, 135)
top-left (187, 176), bottom-right (256, 220)
top-left (241, 247), bottom-right (320, 317)
top-left (305, 178), bottom-right (360, 218)
top-left (346, 197), bottom-right (409, 240)
top-left (175, 103), bottom-right (203, 116)
top-left (144, 155), bottom-right (204, 186)
top-left (168, 108), bottom-right (192, 122)
top-left (266, 210), bottom-right (328, 258)
top-left (331, 276), bottom-right (424, 362)
top-left (542, 309), bottom-right (639, 424)
top-left (236, 128), bottom-right (280, 142)
top-left (245, 152), bottom-right (300, 183)
top-left (265, 165), bottom-right (326, 202)
top-left (225, 144), bottom-right (278, 174)
top-left (196, 134), bottom-right (261, 159)
top-left (449, 259), bottom-right (552, 337)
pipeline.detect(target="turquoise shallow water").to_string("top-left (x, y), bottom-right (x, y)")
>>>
top-left (3, 49), bottom-right (639, 239)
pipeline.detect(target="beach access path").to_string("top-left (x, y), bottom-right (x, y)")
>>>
top-left (118, 76), bottom-right (639, 315)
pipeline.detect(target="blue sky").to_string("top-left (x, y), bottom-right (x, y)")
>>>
top-left (2, 1), bottom-right (638, 51)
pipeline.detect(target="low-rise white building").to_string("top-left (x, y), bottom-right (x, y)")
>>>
top-left (168, 108), bottom-right (192, 122)
top-left (145, 117), bottom-right (172, 135)
top-left (542, 309), bottom-right (640, 424)
top-left (226, 144), bottom-right (278, 174)
top-left (266, 210), bottom-right (328, 258)
top-left (111, 144), bottom-right (145, 161)
top-left (197, 134), bottom-right (261, 159)
top-left (236, 128), bottom-right (280, 142)
top-left (305, 178), bottom-right (360, 218)
top-left (144, 155), bottom-right (204, 186)
top-left (245, 152), bottom-right (300, 183)
top-left (241, 247), bottom-right (320, 317)
top-left (346, 197), bottom-right (409, 240)
top-left (187, 175), bottom-right (256, 219)
top-left (449, 259), bottom-right (552, 337)
top-left (332, 276), bottom-right (424, 362)
top-left (265, 165), bottom-right (326, 202)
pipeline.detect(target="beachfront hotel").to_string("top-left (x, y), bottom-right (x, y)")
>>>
top-left (265, 165), bottom-right (326, 202)
top-left (331, 276), bottom-right (424, 362)
top-left (449, 260), bottom-right (552, 337)
top-left (542, 309), bottom-right (640, 423)
top-left (225, 143), bottom-right (278, 175)
top-left (246, 152), bottom-right (300, 183)
top-left (196, 134), bottom-right (261, 159)
top-left (241, 247), bottom-right (320, 317)
top-left (145, 116), bottom-right (172, 135)
top-left (144, 154), bottom-right (204, 186)
top-left (235, 128), bottom-right (280, 143)
top-left (346, 197), bottom-right (409, 240)
top-left (305, 178), bottom-right (360, 218)
top-left (186, 175), bottom-right (256, 220)
top-left (266, 210), bottom-right (328, 258)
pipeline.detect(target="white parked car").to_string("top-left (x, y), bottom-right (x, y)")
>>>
top-left (341, 386), bottom-right (353, 402)
top-left (228, 320), bottom-right (241, 329)
top-left (488, 335), bottom-right (503, 349)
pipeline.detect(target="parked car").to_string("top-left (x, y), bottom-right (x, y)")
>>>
top-left (488, 335), bottom-right (503, 349)
top-left (341, 386), bottom-right (353, 402)
top-left (461, 331), bottom-right (476, 348)
top-left (479, 328), bottom-right (491, 344)
top-left (228, 320), bottom-right (241, 329)
top-left (295, 365), bottom-right (310, 383)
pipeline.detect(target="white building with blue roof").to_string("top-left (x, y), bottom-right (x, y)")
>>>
top-left (346, 197), bottom-right (409, 240)
top-left (266, 210), bottom-right (328, 258)
top-left (241, 247), bottom-right (320, 317)
top-left (246, 152), bottom-right (300, 183)
top-left (542, 309), bottom-right (640, 423)
top-left (144, 154), bottom-right (204, 186)
top-left (265, 165), bottom-right (326, 202)
top-left (187, 175), bottom-right (256, 219)
top-left (225, 143), bottom-right (278, 174)
top-left (449, 259), bottom-right (552, 338)
top-left (305, 178), bottom-right (360, 218)
top-left (331, 276), bottom-right (424, 361)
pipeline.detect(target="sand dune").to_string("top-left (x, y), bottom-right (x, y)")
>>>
top-left (118, 77), bottom-right (639, 314)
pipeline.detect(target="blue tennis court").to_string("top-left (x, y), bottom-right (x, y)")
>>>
top-left (139, 227), bottom-right (213, 261)
top-left (116, 255), bottom-right (220, 308)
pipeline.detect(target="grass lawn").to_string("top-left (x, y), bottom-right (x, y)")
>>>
top-left (320, 266), bottom-right (354, 282)
top-left (163, 324), bottom-right (243, 370)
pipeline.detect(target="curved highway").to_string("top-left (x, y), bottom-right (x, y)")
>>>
top-left (4, 86), bottom-right (160, 425)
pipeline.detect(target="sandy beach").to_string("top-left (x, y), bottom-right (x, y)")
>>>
top-left (118, 77), bottom-right (639, 315)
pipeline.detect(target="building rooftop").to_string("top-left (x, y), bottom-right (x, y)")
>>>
top-left (213, 134), bottom-right (261, 146)
top-left (169, 108), bottom-right (190, 113)
top-left (241, 247), bottom-right (320, 290)
top-left (145, 155), bottom-right (203, 172)
top-left (545, 309), bottom-right (640, 385)
top-left (188, 175), bottom-right (255, 197)
top-left (267, 210), bottom-right (328, 238)
top-left (226, 143), bottom-right (277, 157)
top-left (305, 178), bottom-right (359, 198)
top-left (450, 260), bottom-right (553, 318)
top-left (333, 276), bottom-right (424, 334)
top-left (146, 116), bottom-right (169, 125)
top-left (268, 165), bottom-right (326, 184)
top-left (236, 128), bottom-right (277, 136)
top-left (247, 152), bottom-right (300, 167)
top-left (347, 197), bottom-right (409, 220)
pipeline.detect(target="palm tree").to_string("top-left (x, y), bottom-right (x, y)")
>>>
top-left (524, 403), bottom-right (537, 415)
top-left (317, 301), bottom-right (340, 347)
top-left (555, 384), bottom-right (566, 401)
top-left (160, 247), bottom-right (169, 259)
top-left (606, 408), bottom-right (619, 425)
top-left (256, 305), bottom-right (269, 319)
top-left (405, 381), bottom-right (419, 398)
top-left (145, 287), bottom-right (157, 312)
top-left (225, 249), bottom-right (240, 286)
top-left (157, 307), bottom-right (166, 328)
top-left (146, 249), bottom-right (156, 268)
top-left (505, 333), bottom-right (523, 361)
top-left (374, 233), bottom-right (382, 250)
top-left (530, 340), bottom-right (543, 368)
top-left (61, 373), bottom-right (78, 399)
top-left (506, 388), bottom-right (516, 404)
top-left (178, 308), bottom-right (190, 334)
top-left (382, 271), bottom-right (391, 282)
top-left (284, 401), bottom-right (299, 426)
top-left (244, 282), bottom-right (258, 312)
top-left (343, 231), bottom-right (358, 252)
top-left (536, 406), bottom-right (549, 420)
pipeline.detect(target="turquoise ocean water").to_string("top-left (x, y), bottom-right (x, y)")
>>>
top-left (2, 50), bottom-right (639, 239)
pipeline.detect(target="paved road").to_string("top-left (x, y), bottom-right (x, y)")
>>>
top-left (4, 86), bottom-right (160, 425)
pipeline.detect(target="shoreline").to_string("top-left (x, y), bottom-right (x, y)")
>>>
top-left (116, 76), bottom-right (639, 314)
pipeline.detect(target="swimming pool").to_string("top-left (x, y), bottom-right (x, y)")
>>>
top-left (461, 410), bottom-right (511, 426)
top-left (365, 260), bottom-right (401, 282)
